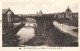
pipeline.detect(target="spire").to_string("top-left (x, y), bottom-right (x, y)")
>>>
top-left (39, 10), bottom-right (43, 16)
top-left (65, 6), bottom-right (72, 12)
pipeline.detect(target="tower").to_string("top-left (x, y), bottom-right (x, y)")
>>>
top-left (65, 6), bottom-right (72, 19)
top-left (7, 8), bottom-right (14, 25)
top-left (38, 10), bottom-right (43, 16)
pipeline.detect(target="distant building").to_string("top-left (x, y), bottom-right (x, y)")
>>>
top-left (65, 6), bottom-right (72, 19)
top-left (2, 8), bottom-right (21, 29)
top-left (39, 10), bottom-right (43, 16)
top-left (36, 10), bottom-right (43, 16)
top-left (54, 6), bottom-right (78, 19)
top-left (54, 13), bottom-right (58, 18)
top-left (72, 13), bottom-right (78, 18)
top-left (57, 12), bottom-right (65, 18)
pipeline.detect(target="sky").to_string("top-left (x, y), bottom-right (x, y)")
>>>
top-left (2, 0), bottom-right (78, 14)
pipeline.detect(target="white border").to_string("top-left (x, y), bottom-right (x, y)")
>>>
top-left (0, 0), bottom-right (80, 51)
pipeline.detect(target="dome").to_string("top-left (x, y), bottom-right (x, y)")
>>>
top-left (65, 6), bottom-right (72, 12)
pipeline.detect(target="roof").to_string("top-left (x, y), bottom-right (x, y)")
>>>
top-left (65, 7), bottom-right (72, 12)
top-left (2, 8), bottom-right (14, 14)
top-left (2, 9), bottom-right (8, 14)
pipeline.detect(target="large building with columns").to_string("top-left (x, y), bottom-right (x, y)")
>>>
top-left (54, 6), bottom-right (78, 19)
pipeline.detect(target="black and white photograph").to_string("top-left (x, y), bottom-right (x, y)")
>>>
top-left (2, 0), bottom-right (78, 47)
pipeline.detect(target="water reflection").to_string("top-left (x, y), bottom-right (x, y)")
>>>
top-left (16, 18), bottom-right (37, 45)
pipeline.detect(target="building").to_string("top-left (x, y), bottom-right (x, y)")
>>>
top-left (2, 8), bottom-right (21, 30)
top-left (36, 10), bottom-right (43, 16)
top-left (54, 6), bottom-right (78, 19)
top-left (57, 12), bottom-right (65, 18)
top-left (65, 6), bottom-right (72, 19)
top-left (2, 8), bottom-right (14, 29)
top-left (72, 13), bottom-right (78, 18)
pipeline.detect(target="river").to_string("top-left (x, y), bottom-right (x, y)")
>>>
top-left (15, 21), bottom-right (78, 45)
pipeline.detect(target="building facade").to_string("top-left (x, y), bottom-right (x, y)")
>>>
top-left (2, 8), bottom-right (15, 29)
top-left (2, 8), bottom-right (21, 30)
top-left (54, 6), bottom-right (78, 19)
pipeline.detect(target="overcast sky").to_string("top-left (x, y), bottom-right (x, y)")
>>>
top-left (2, 0), bottom-right (78, 14)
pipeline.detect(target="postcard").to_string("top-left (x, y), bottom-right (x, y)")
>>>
top-left (0, 0), bottom-right (80, 51)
